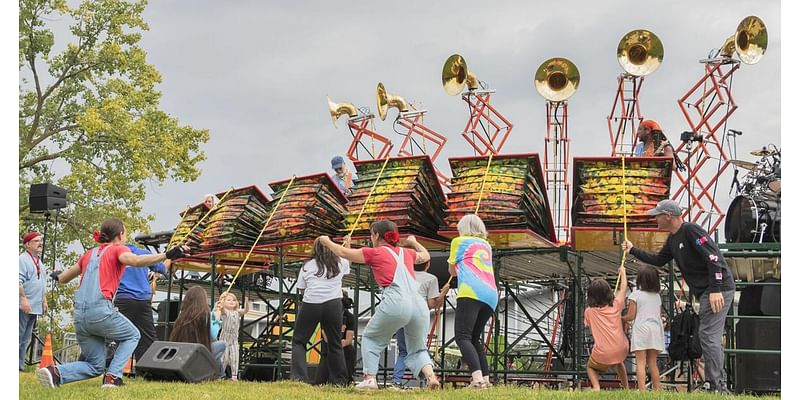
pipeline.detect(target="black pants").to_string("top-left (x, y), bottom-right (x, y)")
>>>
top-left (114, 298), bottom-right (156, 361)
top-left (314, 342), bottom-right (357, 385)
top-left (291, 299), bottom-right (347, 385)
top-left (454, 297), bottom-right (493, 375)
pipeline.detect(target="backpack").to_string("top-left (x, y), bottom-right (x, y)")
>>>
top-left (668, 305), bottom-right (702, 361)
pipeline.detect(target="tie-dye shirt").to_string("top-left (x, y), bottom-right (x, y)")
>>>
top-left (448, 236), bottom-right (498, 310)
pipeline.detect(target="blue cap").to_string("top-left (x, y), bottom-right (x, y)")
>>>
top-left (331, 155), bottom-right (345, 169)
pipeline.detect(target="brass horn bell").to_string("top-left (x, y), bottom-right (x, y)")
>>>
top-left (327, 96), bottom-right (358, 128)
top-left (376, 82), bottom-right (410, 121)
top-left (617, 29), bottom-right (664, 76)
top-left (442, 54), bottom-right (480, 95)
top-left (534, 57), bottom-right (580, 102)
top-left (720, 15), bottom-right (768, 65)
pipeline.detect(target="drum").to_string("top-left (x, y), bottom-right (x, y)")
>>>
top-left (725, 195), bottom-right (780, 243)
top-left (767, 178), bottom-right (781, 193)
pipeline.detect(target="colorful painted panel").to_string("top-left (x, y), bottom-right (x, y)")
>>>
top-left (169, 204), bottom-right (208, 252)
top-left (258, 173), bottom-right (348, 245)
top-left (572, 157), bottom-right (673, 226)
top-left (200, 186), bottom-right (272, 250)
top-left (342, 156), bottom-right (447, 238)
top-left (443, 154), bottom-right (556, 243)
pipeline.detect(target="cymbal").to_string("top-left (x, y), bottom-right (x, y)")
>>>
top-left (729, 160), bottom-right (757, 171)
top-left (750, 148), bottom-right (777, 157)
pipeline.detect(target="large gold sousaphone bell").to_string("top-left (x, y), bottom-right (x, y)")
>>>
top-left (442, 54), bottom-right (480, 95)
top-left (617, 29), bottom-right (664, 76)
top-left (376, 82), bottom-right (410, 121)
top-left (534, 57), bottom-right (580, 102)
top-left (326, 96), bottom-right (358, 128)
top-left (720, 15), bottom-right (768, 64)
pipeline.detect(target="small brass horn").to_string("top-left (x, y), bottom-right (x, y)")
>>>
top-left (376, 82), bottom-right (410, 121)
top-left (327, 96), bottom-right (358, 128)
top-left (442, 54), bottom-right (480, 95)
top-left (720, 16), bottom-right (768, 64)
top-left (617, 29), bottom-right (664, 76)
top-left (534, 57), bottom-right (580, 102)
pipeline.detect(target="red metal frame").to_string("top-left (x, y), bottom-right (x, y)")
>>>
top-left (460, 91), bottom-right (514, 155)
top-left (671, 60), bottom-right (740, 232)
top-left (543, 101), bottom-right (571, 244)
top-left (394, 112), bottom-right (452, 189)
top-left (345, 117), bottom-right (393, 162)
top-left (606, 74), bottom-right (644, 156)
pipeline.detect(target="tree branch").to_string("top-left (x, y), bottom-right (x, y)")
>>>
top-left (19, 147), bottom-right (73, 170)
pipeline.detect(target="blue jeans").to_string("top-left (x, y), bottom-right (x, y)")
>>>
top-left (19, 310), bottom-right (37, 370)
top-left (211, 340), bottom-right (226, 378)
top-left (56, 300), bottom-right (140, 384)
top-left (392, 328), bottom-right (407, 384)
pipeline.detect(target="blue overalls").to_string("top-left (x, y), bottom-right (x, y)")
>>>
top-left (56, 247), bottom-right (140, 384)
top-left (360, 247), bottom-right (433, 377)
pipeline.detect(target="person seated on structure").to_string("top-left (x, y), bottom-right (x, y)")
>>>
top-left (633, 120), bottom-right (675, 158)
top-left (331, 156), bottom-right (357, 196)
top-left (202, 194), bottom-right (218, 209)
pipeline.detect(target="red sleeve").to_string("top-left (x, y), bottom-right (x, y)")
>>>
top-left (77, 250), bottom-right (91, 273)
top-left (109, 244), bottom-right (131, 273)
top-left (361, 247), bottom-right (377, 265)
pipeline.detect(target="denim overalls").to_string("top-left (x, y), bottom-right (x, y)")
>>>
top-left (56, 247), bottom-right (140, 383)
top-left (360, 247), bottom-right (433, 377)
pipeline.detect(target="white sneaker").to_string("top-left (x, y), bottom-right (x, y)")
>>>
top-left (355, 378), bottom-right (378, 390)
top-left (466, 380), bottom-right (488, 389)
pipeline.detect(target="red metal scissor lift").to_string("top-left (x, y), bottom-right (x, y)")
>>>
top-left (607, 74), bottom-right (645, 157)
top-left (461, 90), bottom-right (513, 156)
top-left (345, 116), bottom-right (394, 162)
top-left (672, 59), bottom-right (740, 231)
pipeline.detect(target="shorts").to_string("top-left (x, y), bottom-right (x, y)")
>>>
top-left (587, 355), bottom-right (614, 372)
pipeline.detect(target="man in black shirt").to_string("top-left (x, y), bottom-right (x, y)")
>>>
top-left (622, 199), bottom-right (734, 394)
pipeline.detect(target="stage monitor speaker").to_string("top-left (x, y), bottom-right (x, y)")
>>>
top-left (735, 319), bottom-right (780, 394)
top-left (28, 183), bottom-right (67, 212)
top-left (135, 341), bottom-right (217, 383)
top-left (157, 299), bottom-right (180, 323)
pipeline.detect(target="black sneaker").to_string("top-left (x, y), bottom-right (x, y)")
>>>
top-left (101, 373), bottom-right (124, 388)
top-left (695, 381), bottom-right (714, 392)
top-left (36, 366), bottom-right (61, 388)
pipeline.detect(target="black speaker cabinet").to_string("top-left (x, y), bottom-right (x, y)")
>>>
top-left (735, 319), bottom-right (780, 394)
top-left (28, 183), bottom-right (67, 212)
top-left (135, 341), bottom-right (217, 383)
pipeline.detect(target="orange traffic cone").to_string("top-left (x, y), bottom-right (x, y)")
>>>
top-left (123, 357), bottom-right (134, 375)
top-left (39, 334), bottom-right (54, 368)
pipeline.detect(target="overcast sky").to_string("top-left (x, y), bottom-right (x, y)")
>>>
top-left (128, 0), bottom-right (781, 235)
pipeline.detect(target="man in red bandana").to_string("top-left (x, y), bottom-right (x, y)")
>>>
top-left (19, 231), bottom-right (46, 371)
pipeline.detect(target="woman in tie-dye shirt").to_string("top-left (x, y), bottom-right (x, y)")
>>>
top-left (448, 214), bottom-right (498, 389)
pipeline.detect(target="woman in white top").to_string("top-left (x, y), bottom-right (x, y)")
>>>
top-left (622, 266), bottom-right (664, 391)
top-left (290, 237), bottom-right (350, 385)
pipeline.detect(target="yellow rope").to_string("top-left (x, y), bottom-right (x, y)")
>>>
top-left (167, 204), bottom-right (192, 248)
top-left (615, 155), bottom-right (628, 293)
top-left (224, 176), bottom-right (297, 295)
top-left (171, 187), bottom-right (235, 247)
top-left (474, 152), bottom-right (495, 215)
top-left (347, 156), bottom-right (392, 236)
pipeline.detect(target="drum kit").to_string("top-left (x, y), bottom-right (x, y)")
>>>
top-left (724, 145), bottom-right (781, 243)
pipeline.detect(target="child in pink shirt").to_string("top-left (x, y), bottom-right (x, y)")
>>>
top-left (584, 265), bottom-right (629, 391)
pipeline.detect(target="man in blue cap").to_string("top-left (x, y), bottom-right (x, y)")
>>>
top-left (331, 155), bottom-right (357, 196)
top-left (622, 199), bottom-right (734, 394)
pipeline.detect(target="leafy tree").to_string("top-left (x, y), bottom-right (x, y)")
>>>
top-left (19, 0), bottom-right (209, 352)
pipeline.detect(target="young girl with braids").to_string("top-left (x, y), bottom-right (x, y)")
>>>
top-left (319, 220), bottom-right (440, 390)
top-left (214, 292), bottom-right (249, 381)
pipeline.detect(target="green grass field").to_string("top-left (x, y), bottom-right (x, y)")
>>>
top-left (18, 373), bottom-right (777, 400)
